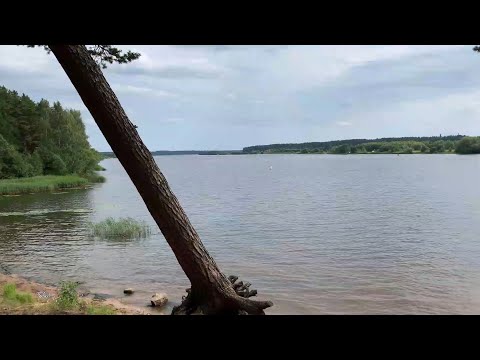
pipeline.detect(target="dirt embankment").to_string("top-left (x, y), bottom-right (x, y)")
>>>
top-left (0, 273), bottom-right (153, 315)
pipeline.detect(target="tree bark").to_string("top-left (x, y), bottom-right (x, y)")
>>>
top-left (48, 45), bottom-right (272, 314)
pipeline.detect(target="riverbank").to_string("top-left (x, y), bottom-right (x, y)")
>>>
top-left (245, 150), bottom-right (458, 155)
top-left (0, 273), bottom-right (151, 315)
top-left (0, 175), bottom-right (105, 196)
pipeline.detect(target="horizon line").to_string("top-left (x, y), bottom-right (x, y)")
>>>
top-left (95, 133), bottom-right (469, 153)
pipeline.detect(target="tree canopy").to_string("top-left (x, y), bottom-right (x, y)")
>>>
top-left (455, 136), bottom-right (480, 154)
top-left (243, 135), bottom-right (466, 154)
top-left (23, 45), bottom-right (141, 69)
top-left (0, 86), bottom-right (101, 179)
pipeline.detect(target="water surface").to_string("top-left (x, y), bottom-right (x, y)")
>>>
top-left (1, 154), bottom-right (480, 314)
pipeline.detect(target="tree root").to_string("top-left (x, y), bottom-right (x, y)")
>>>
top-left (171, 275), bottom-right (273, 315)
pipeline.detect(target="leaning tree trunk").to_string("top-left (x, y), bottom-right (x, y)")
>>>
top-left (48, 45), bottom-right (272, 314)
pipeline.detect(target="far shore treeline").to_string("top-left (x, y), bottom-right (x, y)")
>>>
top-left (0, 86), bottom-right (102, 180)
top-left (242, 135), bottom-right (480, 155)
top-left (102, 135), bottom-right (480, 158)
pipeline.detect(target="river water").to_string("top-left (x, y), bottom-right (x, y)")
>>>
top-left (1, 154), bottom-right (480, 314)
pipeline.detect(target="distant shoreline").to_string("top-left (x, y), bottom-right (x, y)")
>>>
top-left (100, 134), bottom-right (480, 158)
top-left (100, 151), bottom-right (462, 158)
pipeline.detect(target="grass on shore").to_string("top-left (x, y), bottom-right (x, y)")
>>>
top-left (0, 171), bottom-right (108, 195)
top-left (94, 164), bottom-right (106, 171)
top-left (0, 281), bottom-right (117, 315)
top-left (3, 283), bottom-right (33, 305)
top-left (90, 217), bottom-right (151, 239)
top-left (0, 175), bottom-right (89, 195)
top-left (85, 173), bottom-right (106, 183)
top-left (86, 304), bottom-right (116, 315)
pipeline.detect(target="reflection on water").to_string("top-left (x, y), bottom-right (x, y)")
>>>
top-left (1, 154), bottom-right (480, 314)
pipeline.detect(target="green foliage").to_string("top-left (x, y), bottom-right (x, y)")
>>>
top-left (351, 145), bottom-right (366, 154)
top-left (25, 151), bottom-right (44, 176)
top-left (24, 45), bottom-right (141, 69)
top-left (86, 173), bottom-right (106, 183)
top-left (330, 144), bottom-right (351, 154)
top-left (0, 86), bottom-right (102, 179)
top-left (0, 134), bottom-right (30, 178)
top-left (243, 135), bottom-right (466, 154)
top-left (41, 151), bottom-right (67, 175)
top-left (86, 304), bottom-right (116, 315)
top-left (0, 175), bottom-right (88, 195)
top-left (2, 283), bottom-right (34, 304)
top-left (54, 281), bottom-right (79, 310)
top-left (455, 136), bottom-right (480, 154)
top-left (90, 217), bottom-right (151, 239)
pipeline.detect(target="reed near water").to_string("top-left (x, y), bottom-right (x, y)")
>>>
top-left (0, 175), bottom-right (89, 195)
top-left (90, 217), bottom-right (152, 239)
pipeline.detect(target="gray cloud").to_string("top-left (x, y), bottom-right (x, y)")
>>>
top-left (0, 45), bottom-right (478, 151)
top-left (173, 45), bottom-right (289, 52)
top-left (111, 65), bottom-right (223, 79)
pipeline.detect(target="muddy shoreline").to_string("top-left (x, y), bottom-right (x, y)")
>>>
top-left (0, 273), bottom-right (158, 315)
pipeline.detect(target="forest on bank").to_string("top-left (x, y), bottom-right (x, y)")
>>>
top-left (243, 135), bottom-right (480, 155)
top-left (0, 86), bottom-right (101, 180)
top-left (101, 135), bottom-right (480, 159)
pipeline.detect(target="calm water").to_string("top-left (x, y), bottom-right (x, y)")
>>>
top-left (1, 154), bottom-right (480, 314)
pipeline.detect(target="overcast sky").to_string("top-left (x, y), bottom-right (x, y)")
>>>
top-left (0, 45), bottom-right (478, 151)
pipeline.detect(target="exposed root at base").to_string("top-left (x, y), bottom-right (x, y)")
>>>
top-left (171, 275), bottom-right (273, 315)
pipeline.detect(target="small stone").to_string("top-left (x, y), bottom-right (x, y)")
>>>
top-left (150, 293), bottom-right (168, 307)
top-left (123, 288), bottom-right (134, 295)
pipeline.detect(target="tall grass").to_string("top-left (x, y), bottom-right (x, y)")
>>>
top-left (85, 173), bottom-right (106, 183)
top-left (54, 281), bottom-right (79, 310)
top-left (86, 304), bottom-right (116, 315)
top-left (90, 217), bottom-right (151, 239)
top-left (0, 175), bottom-right (88, 195)
top-left (2, 283), bottom-right (34, 304)
top-left (51, 281), bottom-right (117, 314)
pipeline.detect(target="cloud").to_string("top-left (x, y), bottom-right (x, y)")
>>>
top-left (0, 45), bottom-right (478, 151)
top-left (110, 46), bottom-right (226, 79)
top-left (173, 45), bottom-right (289, 52)
top-left (162, 117), bottom-right (184, 124)
top-left (113, 84), bottom-right (175, 98)
top-left (332, 88), bottom-right (480, 138)
top-left (61, 101), bottom-right (86, 111)
top-left (0, 45), bottom-right (55, 74)
top-left (112, 65), bottom-right (223, 79)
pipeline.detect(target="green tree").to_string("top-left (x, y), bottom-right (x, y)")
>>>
top-left (429, 141), bottom-right (445, 153)
top-left (444, 140), bottom-right (455, 152)
top-left (0, 85), bottom-right (101, 178)
top-left (455, 136), bottom-right (480, 154)
top-left (331, 144), bottom-right (351, 154)
top-left (354, 145), bottom-right (366, 153)
top-left (420, 144), bottom-right (429, 153)
top-left (0, 134), bottom-right (29, 178)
